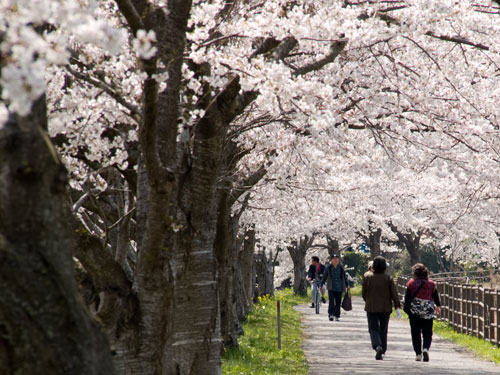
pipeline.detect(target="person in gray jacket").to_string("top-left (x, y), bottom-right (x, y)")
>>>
top-left (321, 254), bottom-right (350, 321)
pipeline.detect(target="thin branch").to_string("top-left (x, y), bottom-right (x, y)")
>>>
top-left (65, 65), bottom-right (142, 122)
top-left (108, 207), bottom-right (136, 231)
top-left (425, 31), bottom-right (489, 51)
top-left (200, 33), bottom-right (249, 48)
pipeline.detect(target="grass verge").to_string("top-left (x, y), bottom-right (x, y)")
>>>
top-left (433, 321), bottom-right (500, 364)
top-left (392, 310), bottom-right (500, 365)
top-left (222, 289), bottom-right (309, 375)
top-left (350, 285), bottom-right (362, 297)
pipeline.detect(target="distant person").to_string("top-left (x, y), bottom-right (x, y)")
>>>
top-left (307, 256), bottom-right (326, 308)
top-left (362, 256), bottom-right (401, 360)
top-left (367, 260), bottom-right (374, 273)
top-left (405, 263), bottom-right (441, 362)
top-left (321, 254), bottom-right (350, 321)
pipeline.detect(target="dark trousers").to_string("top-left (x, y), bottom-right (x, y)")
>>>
top-left (366, 312), bottom-right (391, 353)
top-left (409, 316), bottom-right (433, 354)
top-left (328, 290), bottom-right (342, 317)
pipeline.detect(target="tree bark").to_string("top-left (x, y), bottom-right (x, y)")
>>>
top-left (239, 228), bottom-right (256, 315)
top-left (389, 223), bottom-right (421, 266)
top-left (214, 188), bottom-right (240, 348)
top-left (254, 250), bottom-right (274, 297)
top-left (368, 228), bottom-right (382, 259)
top-left (405, 237), bottom-right (421, 266)
top-left (0, 97), bottom-right (115, 375)
top-left (287, 235), bottom-right (315, 296)
top-left (214, 140), bottom-right (265, 349)
top-left (326, 235), bottom-right (340, 257)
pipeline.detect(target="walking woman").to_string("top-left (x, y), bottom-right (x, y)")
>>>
top-left (404, 263), bottom-right (441, 362)
top-left (362, 256), bottom-right (401, 360)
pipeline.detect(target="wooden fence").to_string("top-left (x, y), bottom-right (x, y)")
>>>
top-left (396, 276), bottom-right (500, 347)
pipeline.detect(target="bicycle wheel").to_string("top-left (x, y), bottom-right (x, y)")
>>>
top-left (315, 287), bottom-right (320, 314)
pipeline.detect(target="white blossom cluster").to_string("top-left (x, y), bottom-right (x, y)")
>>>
top-left (0, 0), bottom-right (125, 117)
top-left (1, 0), bottom-right (499, 268)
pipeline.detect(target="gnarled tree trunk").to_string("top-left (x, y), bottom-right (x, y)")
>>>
top-left (255, 249), bottom-right (274, 297)
top-left (214, 139), bottom-right (265, 349)
top-left (389, 223), bottom-right (422, 266)
top-left (287, 235), bottom-right (315, 296)
top-left (238, 227), bottom-right (256, 315)
top-left (0, 97), bottom-right (115, 375)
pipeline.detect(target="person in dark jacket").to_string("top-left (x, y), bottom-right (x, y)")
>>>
top-left (321, 254), bottom-right (350, 321)
top-left (362, 256), bottom-right (401, 360)
top-left (405, 263), bottom-right (441, 362)
top-left (307, 256), bottom-right (326, 308)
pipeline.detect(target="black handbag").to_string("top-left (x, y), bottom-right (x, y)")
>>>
top-left (341, 290), bottom-right (352, 311)
top-left (403, 281), bottom-right (426, 315)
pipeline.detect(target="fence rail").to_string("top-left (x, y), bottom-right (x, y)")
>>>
top-left (396, 276), bottom-right (500, 347)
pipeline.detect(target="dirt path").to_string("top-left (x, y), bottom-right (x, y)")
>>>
top-left (294, 296), bottom-right (499, 374)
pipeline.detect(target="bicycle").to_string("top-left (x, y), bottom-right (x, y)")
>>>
top-left (311, 279), bottom-right (324, 315)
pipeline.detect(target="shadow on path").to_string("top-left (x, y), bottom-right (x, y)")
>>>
top-left (294, 296), bottom-right (499, 375)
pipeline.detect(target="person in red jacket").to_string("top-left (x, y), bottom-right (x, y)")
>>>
top-left (307, 256), bottom-right (326, 308)
top-left (405, 263), bottom-right (441, 362)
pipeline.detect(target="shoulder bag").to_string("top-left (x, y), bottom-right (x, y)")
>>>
top-left (403, 280), bottom-right (426, 315)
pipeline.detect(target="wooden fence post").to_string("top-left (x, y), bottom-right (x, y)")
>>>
top-left (485, 289), bottom-right (491, 342)
top-left (495, 289), bottom-right (500, 346)
top-left (277, 299), bottom-right (281, 350)
top-left (449, 283), bottom-right (454, 329)
top-left (479, 287), bottom-right (484, 339)
top-left (460, 285), bottom-right (465, 334)
top-left (490, 289), bottom-right (497, 342)
top-left (472, 286), bottom-right (478, 338)
top-left (466, 285), bottom-right (472, 335)
top-left (452, 284), bottom-right (458, 332)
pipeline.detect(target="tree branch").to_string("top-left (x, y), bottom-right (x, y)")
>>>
top-left (425, 31), bottom-right (489, 50)
top-left (65, 65), bottom-right (142, 122)
top-left (229, 164), bottom-right (267, 206)
top-left (293, 39), bottom-right (348, 76)
top-left (270, 36), bottom-right (298, 62)
top-left (73, 228), bottom-right (132, 297)
top-left (113, 0), bottom-right (145, 35)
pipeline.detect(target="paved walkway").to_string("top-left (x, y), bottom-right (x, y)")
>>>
top-left (294, 296), bottom-right (500, 374)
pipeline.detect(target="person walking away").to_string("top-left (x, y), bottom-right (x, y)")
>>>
top-left (405, 263), bottom-right (441, 362)
top-left (307, 256), bottom-right (326, 308)
top-left (321, 254), bottom-right (350, 322)
top-left (367, 260), bottom-right (374, 273)
top-left (362, 256), bottom-right (401, 360)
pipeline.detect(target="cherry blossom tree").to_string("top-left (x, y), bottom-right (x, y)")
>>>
top-left (2, 1), bottom-right (500, 374)
top-left (0, 1), bottom-right (121, 373)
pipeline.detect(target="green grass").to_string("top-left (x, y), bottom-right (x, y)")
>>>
top-left (391, 310), bottom-right (500, 365)
top-left (350, 285), bottom-right (362, 296)
top-left (222, 289), bottom-right (309, 375)
top-left (433, 321), bottom-right (500, 364)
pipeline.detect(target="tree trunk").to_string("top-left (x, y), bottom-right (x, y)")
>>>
top-left (214, 138), bottom-right (265, 349)
top-left (214, 190), bottom-right (239, 348)
top-left (368, 228), bottom-right (382, 259)
top-left (287, 235), bottom-right (315, 296)
top-left (0, 98), bottom-right (115, 375)
top-left (255, 250), bottom-right (274, 297)
top-left (239, 228), bottom-right (256, 314)
top-left (406, 237), bottom-right (421, 266)
top-left (292, 256), bottom-right (308, 296)
top-left (326, 235), bottom-right (340, 257)
top-left (389, 223), bottom-right (421, 267)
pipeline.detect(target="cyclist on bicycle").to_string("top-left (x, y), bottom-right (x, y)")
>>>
top-left (307, 256), bottom-right (326, 308)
